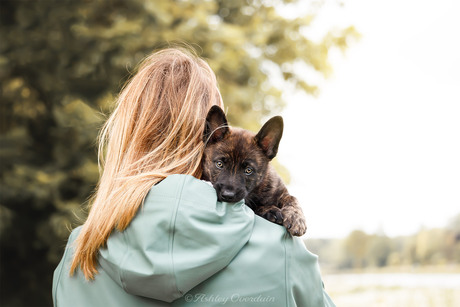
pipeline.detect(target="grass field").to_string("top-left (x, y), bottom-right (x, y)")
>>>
top-left (323, 273), bottom-right (460, 307)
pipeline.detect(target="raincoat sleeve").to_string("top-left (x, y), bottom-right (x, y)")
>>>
top-left (97, 174), bottom-right (255, 303)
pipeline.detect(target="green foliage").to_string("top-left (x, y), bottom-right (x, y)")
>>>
top-left (0, 0), bottom-right (357, 305)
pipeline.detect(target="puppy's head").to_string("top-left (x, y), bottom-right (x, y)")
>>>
top-left (202, 106), bottom-right (283, 202)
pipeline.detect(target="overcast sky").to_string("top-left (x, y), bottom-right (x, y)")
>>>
top-left (277, 0), bottom-right (460, 238)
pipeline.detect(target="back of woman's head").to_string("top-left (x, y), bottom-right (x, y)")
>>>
top-left (104, 48), bottom-right (223, 179)
top-left (70, 48), bottom-right (223, 280)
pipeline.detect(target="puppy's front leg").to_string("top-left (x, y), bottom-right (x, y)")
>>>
top-left (253, 193), bottom-right (307, 236)
top-left (278, 193), bottom-right (307, 236)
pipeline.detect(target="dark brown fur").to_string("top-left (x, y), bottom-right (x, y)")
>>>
top-left (201, 106), bottom-right (307, 236)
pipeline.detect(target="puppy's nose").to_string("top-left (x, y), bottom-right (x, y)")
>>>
top-left (220, 190), bottom-right (236, 202)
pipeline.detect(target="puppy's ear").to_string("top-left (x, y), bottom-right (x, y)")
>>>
top-left (255, 116), bottom-right (283, 159)
top-left (204, 105), bottom-right (229, 144)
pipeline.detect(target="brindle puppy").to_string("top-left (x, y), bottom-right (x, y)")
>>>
top-left (202, 106), bottom-right (307, 236)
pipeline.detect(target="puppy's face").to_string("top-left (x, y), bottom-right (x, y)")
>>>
top-left (203, 127), bottom-right (267, 202)
top-left (202, 106), bottom-right (283, 203)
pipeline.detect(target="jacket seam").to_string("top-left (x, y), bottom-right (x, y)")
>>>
top-left (283, 232), bottom-right (290, 307)
top-left (119, 229), bottom-right (131, 291)
top-left (170, 175), bottom-right (186, 297)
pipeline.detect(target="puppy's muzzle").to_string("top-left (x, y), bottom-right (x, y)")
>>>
top-left (220, 190), bottom-right (237, 202)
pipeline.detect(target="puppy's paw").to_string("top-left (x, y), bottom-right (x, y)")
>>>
top-left (258, 206), bottom-right (284, 225)
top-left (279, 196), bottom-right (307, 236)
top-left (282, 208), bottom-right (307, 236)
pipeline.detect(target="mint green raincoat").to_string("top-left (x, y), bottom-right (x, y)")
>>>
top-left (53, 174), bottom-right (335, 306)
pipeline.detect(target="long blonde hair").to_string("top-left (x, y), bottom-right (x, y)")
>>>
top-left (70, 48), bottom-right (223, 280)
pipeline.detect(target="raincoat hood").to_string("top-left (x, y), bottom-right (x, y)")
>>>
top-left (98, 175), bottom-right (254, 301)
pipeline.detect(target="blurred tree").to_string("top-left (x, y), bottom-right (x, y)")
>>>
top-left (342, 230), bottom-right (369, 269)
top-left (415, 228), bottom-right (447, 265)
top-left (0, 0), bottom-right (357, 305)
top-left (305, 221), bottom-right (460, 272)
top-left (445, 213), bottom-right (460, 262)
top-left (366, 234), bottom-right (391, 267)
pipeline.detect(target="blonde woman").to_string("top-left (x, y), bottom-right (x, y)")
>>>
top-left (52, 48), bottom-right (335, 307)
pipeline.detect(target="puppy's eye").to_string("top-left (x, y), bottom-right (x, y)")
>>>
top-left (245, 167), bottom-right (254, 175)
top-left (215, 161), bottom-right (224, 169)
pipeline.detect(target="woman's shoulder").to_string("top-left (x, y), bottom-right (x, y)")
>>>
top-left (143, 173), bottom-right (251, 220)
top-left (146, 174), bottom-right (218, 204)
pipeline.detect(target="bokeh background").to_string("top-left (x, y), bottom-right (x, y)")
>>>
top-left (0, 0), bottom-right (459, 306)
